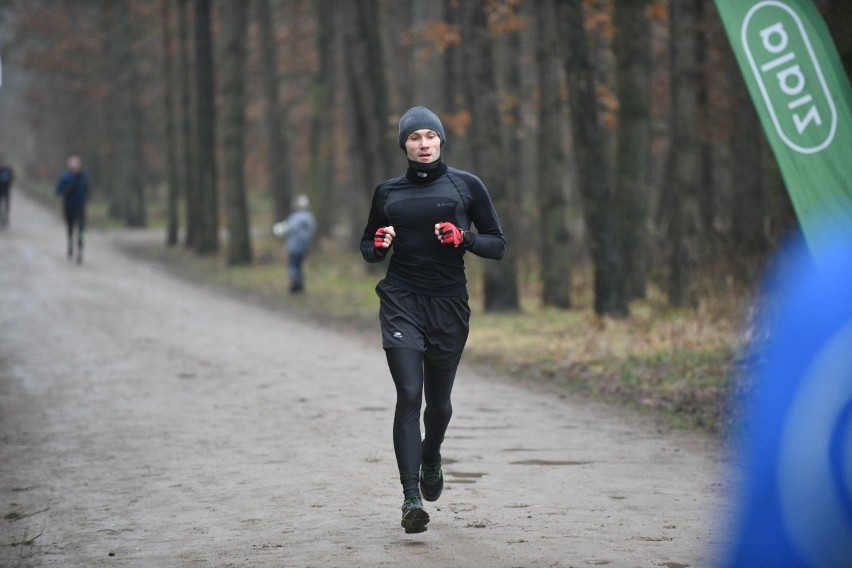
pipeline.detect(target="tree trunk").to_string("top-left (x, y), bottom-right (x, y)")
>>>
top-left (109, 0), bottom-right (146, 228)
top-left (356, 0), bottom-right (396, 175)
top-left (194, 0), bottom-right (218, 255)
top-left (536, 0), bottom-right (572, 308)
top-left (220, 0), bottom-right (252, 265)
top-left (441, 0), bottom-right (470, 168)
top-left (346, 0), bottom-right (395, 186)
top-left (697, 0), bottom-right (715, 252)
top-left (308, 0), bottom-right (336, 233)
top-left (178, 0), bottom-right (198, 249)
top-left (556, 0), bottom-right (628, 316)
top-left (825, 0), bottom-right (852, 79)
top-left (612, 0), bottom-right (651, 299)
top-left (392, 0), bottom-right (415, 107)
top-left (340, 0), bottom-right (394, 247)
top-left (106, 1), bottom-right (130, 222)
top-left (459, 0), bottom-right (519, 312)
top-left (100, 3), bottom-right (120, 220)
top-left (729, 72), bottom-right (766, 256)
top-left (162, 0), bottom-right (180, 246)
top-left (126, 23), bottom-right (147, 229)
top-left (664, 0), bottom-right (702, 308)
top-left (256, 0), bottom-right (293, 224)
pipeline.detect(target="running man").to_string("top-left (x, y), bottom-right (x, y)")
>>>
top-left (360, 106), bottom-right (506, 533)
top-left (56, 156), bottom-right (89, 264)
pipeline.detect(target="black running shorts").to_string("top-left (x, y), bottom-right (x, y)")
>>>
top-left (376, 280), bottom-right (470, 369)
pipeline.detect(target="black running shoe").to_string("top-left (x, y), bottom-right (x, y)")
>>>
top-left (420, 461), bottom-right (443, 502)
top-left (401, 496), bottom-right (429, 533)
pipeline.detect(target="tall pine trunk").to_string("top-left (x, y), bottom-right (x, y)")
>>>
top-left (256, 0), bottom-right (293, 224)
top-left (178, 0), bottom-right (198, 248)
top-left (106, 1), bottom-right (130, 222)
top-left (356, 0), bottom-right (395, 176)
top-left (193, 0), bottom-right (218, 255)
top-left (341, 0), bottom-right (394, 247)
top-left (665, 0), bottom-right (702, 307)
top-left (126, 29), bottom-right (146, 229)
top-left (536, 0), bottom-right (572, 308)
top-left (459, 0), bottom-right (519, 312)
top-left (308, 0), bottom-right (336, 233)
top-left (612, 0), bottom-right (651, 299)
top-left (109, 0), bottom-right (146, 228)
top-left (556, 0), bottom-right (628, 316)
top-left (162, 0), bottom-right (180, 246)
top-left (101, 4), bottom-right (120, 219)
top-left (730, 71), bottom-right (766, 256)
top-left (221, 0), bottom-right (251, 265)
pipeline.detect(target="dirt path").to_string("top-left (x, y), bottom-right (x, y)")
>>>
top-left (1, 192), bottom-right (729, 567)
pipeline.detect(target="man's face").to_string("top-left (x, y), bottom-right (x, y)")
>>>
top-left (68, 157), bottom-right (81, 173)
top-left (404, 129), bottom-right (441, 164)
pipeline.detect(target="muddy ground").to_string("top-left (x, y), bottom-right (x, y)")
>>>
top-left (1, 192), bottom-right (730, 567)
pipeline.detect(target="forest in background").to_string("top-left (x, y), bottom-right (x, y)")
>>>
top-left (1, 0), bottom-right (850, 317)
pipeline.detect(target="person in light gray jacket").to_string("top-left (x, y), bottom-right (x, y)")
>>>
top-left (273, 194), bottom-right (316, 293)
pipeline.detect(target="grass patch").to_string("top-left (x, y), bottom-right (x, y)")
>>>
top-left (463, 291), bottom-right (744, 432)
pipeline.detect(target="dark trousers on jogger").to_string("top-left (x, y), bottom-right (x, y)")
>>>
top-left (377, 280), bottom-right (470, 498)
top-left (0, 188), bottom-right (9, 227)
top-left (64, 203), bottom-right (85, 259)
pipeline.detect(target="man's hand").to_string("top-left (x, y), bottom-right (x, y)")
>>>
top-left (435, 222), bottom-right (464, 248)
top-left (374, 226), bottom-right (396, 253)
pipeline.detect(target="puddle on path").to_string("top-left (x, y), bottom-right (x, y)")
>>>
top-left (446, 471), bottom-right (486, 484)
top-left (510, 459), bottom-right (592, 466)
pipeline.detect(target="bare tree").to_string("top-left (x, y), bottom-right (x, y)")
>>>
top-left (664, 0), bottom-right (702, 307)
top-left (307, 0), bottom-right (337, 233)
top-left (108, 0), bottom-right (146, 228)
top-left (459, 0), bottom-right (519, 312)
top-left (612, 0), bottom-right (651, 299)
top-left (340, 0), bottom-right (395, 242)
top-left (356, 0), bottom-right (395, 173)
top-left (536, 0), bottom-right (572, 308)
top-left (193, 0), bottom-right (218, 255)
top-left (556, 0), bottom-right (628, 316)
top-left (729, 70), bottom-right (766, 256)
top-left (178, 0), bottom-right (198, 248)
top-left (162, 0), bottom-right (180, 246)
top-left (220, 0), bottom-right (252, 265)
top-left (256, 0), bottom-right (294, 224)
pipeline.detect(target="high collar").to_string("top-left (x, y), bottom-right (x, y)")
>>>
top-left (405, 158), bottom-right (447, 184)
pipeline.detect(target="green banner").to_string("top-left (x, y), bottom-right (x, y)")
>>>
top-left (714, 0), bottom-right (852, 254)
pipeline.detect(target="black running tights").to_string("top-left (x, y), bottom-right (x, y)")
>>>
top-left (64, 205), bottom-right (85, 256)
top-left (385, 348), bottom-right (458, 498)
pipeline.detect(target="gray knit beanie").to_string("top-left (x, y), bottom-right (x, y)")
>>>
top-left (398, 106), bottom-right (446, 149)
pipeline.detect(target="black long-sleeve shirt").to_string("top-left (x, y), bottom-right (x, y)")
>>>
top-left (360, 161), bottom-right (505, 297)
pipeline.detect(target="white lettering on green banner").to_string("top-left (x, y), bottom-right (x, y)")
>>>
top-left (715, 0), bottom-right (852, 262)
top-left (742, 2), bottom-right (837, 153)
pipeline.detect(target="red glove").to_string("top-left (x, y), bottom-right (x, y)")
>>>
top-left (374, 227), bottom-right (386, 249)
top-left (435, 222), bottom-right (464, 248)
top-left (374, 226), bottom-right (396, 253)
